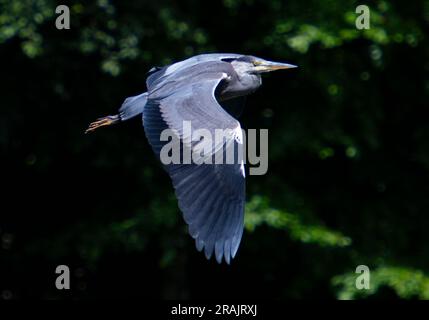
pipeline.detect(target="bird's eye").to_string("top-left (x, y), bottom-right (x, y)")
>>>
top-left (253, 60), bottom-right (263, 66)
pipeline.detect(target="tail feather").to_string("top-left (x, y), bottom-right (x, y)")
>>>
top-left (119, 92), bottom-right (148, 121)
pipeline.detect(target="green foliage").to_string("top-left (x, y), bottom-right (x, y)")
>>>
top-left (333, 267), bottom-right (429, 300)
top-left (0, 0), bottom-right (52, 57)
top-left (245, 196), bottom-right (351, 247)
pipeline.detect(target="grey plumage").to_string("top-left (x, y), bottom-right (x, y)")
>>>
top-left (86, 53), bottom-right (297, 264)
top-left (119, 92), bottom-right (147, 121)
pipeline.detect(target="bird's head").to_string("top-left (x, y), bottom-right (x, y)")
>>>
top-left (231, 55), bottom-right (297, 74)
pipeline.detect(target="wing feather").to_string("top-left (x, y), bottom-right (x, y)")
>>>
top-left (143, 63), bottom-right (246, 263)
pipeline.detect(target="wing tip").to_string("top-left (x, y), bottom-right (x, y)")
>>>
top-left (194, 237), bottom-right (237, 264)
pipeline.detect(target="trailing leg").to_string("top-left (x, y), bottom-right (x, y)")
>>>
top-left (85, 92), bottom-right (148, 133)
top-left (85, 115), bottom-right (120, 133)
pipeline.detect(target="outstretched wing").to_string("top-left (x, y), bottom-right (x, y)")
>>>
top-left (143, 65), bottom-right (245, 264)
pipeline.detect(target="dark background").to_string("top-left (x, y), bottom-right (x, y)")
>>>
top-left (0, 0), bottom-right (428, 299)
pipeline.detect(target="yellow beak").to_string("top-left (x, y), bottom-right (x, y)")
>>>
top-left (254, 61), bottom-right (297, 73)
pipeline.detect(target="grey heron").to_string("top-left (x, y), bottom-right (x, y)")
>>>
top-left (86, 53), bottom-right (297, 264)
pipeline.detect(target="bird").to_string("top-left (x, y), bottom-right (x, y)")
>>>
top-left (86, 53), bottom-right (297, 264)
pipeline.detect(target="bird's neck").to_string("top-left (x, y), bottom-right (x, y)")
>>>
top-left (219, 73), bottom-right (261, 101)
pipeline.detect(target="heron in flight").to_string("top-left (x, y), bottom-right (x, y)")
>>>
top-left (86, 53), bottom-right (297, 264)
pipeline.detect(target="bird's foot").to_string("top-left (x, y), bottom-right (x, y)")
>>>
top-left (85, 115), bottom-right (120, 134)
